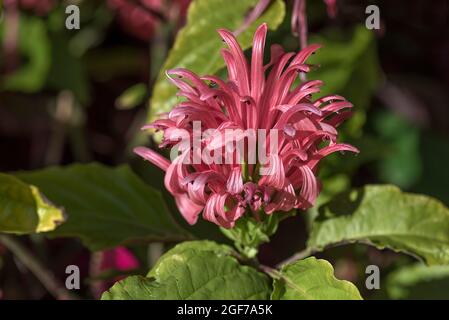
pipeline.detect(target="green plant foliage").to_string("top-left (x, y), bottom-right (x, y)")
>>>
top-left (272, 257), bottom-right (362, 300)
top-left (414, 132), bottom-right (449, 206)
top-left (307, 26), bottom-right (381, 138)
top-left (116, 83), bottom-right (147, 110)
top-left (0, 14), bottom-right (51, 92)
top-left (385, 263), bottom-right (449, 300)
top-left (102, 241), bottom-right (271, 300)
top-left (17, 164), bottom-right (191, 251)
top-left (308, 185), bottom-right (449, 265)
top-left (373, 111), bottom-right (422, 188)
top-left (148, 0), bottom-right (286, 123)
top-left (46, 32), bottom-right (90, 105)
top-left (220, 214), bottom-right (285, 258)
top-left (308, 25), bottom-right (380, 110)
top-left (0, 173), bottom-right (64, 234)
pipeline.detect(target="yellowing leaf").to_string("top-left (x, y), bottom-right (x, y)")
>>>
top-left (0, 173), bottom-right (64, 234)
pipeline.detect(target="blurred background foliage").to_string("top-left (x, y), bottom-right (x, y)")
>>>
top-left (0, 0), bottom-right (448, 299)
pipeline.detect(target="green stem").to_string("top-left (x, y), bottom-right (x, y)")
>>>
top-left (241, 160), bottom-right (248, 182)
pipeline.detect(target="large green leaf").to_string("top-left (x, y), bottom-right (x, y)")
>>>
top-left (17, 164), bottom-right (190, 251)
top-left (272, 257), bottom-right (362, 300)
top-left (0, 173), bottom-right (64, 234)
top-left (147, 240), bottom-right (234, 277)
top-left (148, 0), bottom-right (285, 123)
top-left (308, 185), bottom-right (449, 265)
top-left (102, 241), bottom-right (271, 300)
top-left (384, 263), bottom-right (449, 300)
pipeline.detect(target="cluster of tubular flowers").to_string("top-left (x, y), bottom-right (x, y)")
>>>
top-left (135, 23), bottom-right (358, 228)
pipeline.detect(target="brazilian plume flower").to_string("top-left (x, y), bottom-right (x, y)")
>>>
top-left (135, 23), bottom-right (358, 228)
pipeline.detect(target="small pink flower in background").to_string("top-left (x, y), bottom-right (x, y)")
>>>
top-left (100, 247), bottom-right (140, 272)
top-left (323, 0), bottom-right (338, 18)
top-left (107, 0), bottom-right (190, 41)
top-left (20, 0), bottom-right (56, 15)
top-left (4, 0), bottom-right (57, 15)
top-left (91, 247), bottom-right (140, 298)
top-left (136, 23), bottom-right (358, 228)
top-left (108, 0), bottom-right (162, 41)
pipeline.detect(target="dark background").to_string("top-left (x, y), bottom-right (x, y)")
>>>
top-left (0, 0), bottom-right (448, 299)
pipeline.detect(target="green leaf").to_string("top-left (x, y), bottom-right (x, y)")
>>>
top-left (148, 0), bottom-right (285, 123)
top-left (308, 185), bottom-right (449, 265)
top-left (272, 257), bottom-right (362, 300)
top-left (385, 263), bottom-right (449, 300)
top-left (116, 83), bottom-right (147, 110)
top-left (0, 173), bottom-right (64, 234)
top-left (146, 240), bottom-right (235, 281)
top-left (102, 241), bottom-right (271, 300)
top-left (17, 163), bottom-right (191, 251)
top-left (0, 14), bottom-right (51, 92)
top-left (147, 240), bottom-right (234, 277)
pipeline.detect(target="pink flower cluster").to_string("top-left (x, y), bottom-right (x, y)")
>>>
top-left (136, 23), bottom-right (358, 228)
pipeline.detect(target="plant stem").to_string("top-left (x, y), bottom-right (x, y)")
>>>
top-left (234, 0), bottom-right (271, 36)
top-left (275, 247), bottom-right (313, 268)
top-left (292, 0), bottom-right (308, 82)
top-left (259, 264), bottom-right (282, 280)
top-left (45, 91), bottom-right (73, 165)
top-left (0, 234), bottom-right (78, 300)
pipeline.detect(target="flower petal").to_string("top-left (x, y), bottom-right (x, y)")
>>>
top-left (134, 147), bottom-right (170, 171)
top-left (258, 154), bottom-right (286, 189)
top-left (175, 193), bottom-right (203, 225)
top-left (308, 143), bottom-right (360, 169)
top-left (297, 165), bottom-right (319, 208)
top-left (218, 28), bottom-right (250, 95)
top-left (227, 166), bottom-right (244, 194)
top-left (251, 23), bottom-right (267, 102)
